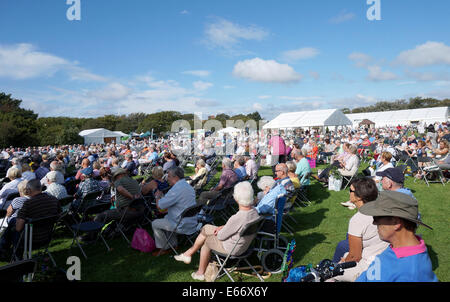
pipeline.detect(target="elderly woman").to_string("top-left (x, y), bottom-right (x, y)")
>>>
top-left (332, 177), bottom-right (389, 282)
top-left (255, 176), bottom-right (276, 203)
top-left (373, 152), bottom-right (394, 183)
top-left (338, 145), bottom-right (360, 177)
top-left (174, 181), bottom-right (261, 281)
top-left (141, 166), bottom-right (169, 195)
top-left (188, 159), bottom-right (207, 189)
top-left (0, 167), bottom-right (23, 208)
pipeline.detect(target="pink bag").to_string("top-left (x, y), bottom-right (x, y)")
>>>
top-left (131, 228), bottom-right (156, 253)
top-left (307, 158), bottom-right (316, 168)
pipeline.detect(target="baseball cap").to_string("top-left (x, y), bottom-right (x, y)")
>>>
top-left (359, 191), bottom-right (432, 230)
top-left (376, 167), bottom-right (404, 184)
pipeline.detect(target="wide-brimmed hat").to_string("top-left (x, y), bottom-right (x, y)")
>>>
top-left (359, 191), bottom-right (432, 230)
top-left (112, 168), bottom-right (128, 180)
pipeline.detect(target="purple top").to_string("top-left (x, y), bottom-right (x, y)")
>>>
top-left (269, 136), bottom-right (286, 156)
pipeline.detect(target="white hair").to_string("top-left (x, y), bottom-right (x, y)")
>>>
top-left (233, 181), bottom-right (254, 207)
top-left (257, 176), bottom-right (276, 191)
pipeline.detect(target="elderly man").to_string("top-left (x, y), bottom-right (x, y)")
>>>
top-left (233, 156), bottom-right (247, 181)
top-left (292, 149), bottom-right (311, 186)
top-left (376, 167), bottom-right (415, 198)
top-left (356, 191), bottom-right (438, 282)
top-left (75, 158), bottom-right (91, 181)
top-left (44, 171), bottom-right (69, 200)
top-left (0, 179), bottom-right (61, 257)
top-left (88, 168), bottom-right (143, 241)
top-left (256, 163), bottom-right (294, 234)
top-left (40, 161), bottom-right (65, 187)
top-left (197, 157), bottom-right (238, 205)
top-left (151, 167), bottom-right (198, 256)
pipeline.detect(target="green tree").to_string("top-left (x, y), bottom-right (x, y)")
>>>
top-left (0, 93), bottom-right (38, 148)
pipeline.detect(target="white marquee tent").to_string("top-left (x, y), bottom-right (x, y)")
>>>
top-left (79, 128), bottom-right (123, 145)
top-left (346, 107), bottom-right (449, 128)
top-left (263, 109), bottom-right (352, 130)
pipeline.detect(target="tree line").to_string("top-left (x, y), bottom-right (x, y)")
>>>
top-left (341, 97), bottom-right (450, 114)
top-left (0, 92), bottom-right (262, 148)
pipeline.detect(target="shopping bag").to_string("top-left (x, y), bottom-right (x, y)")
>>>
top-left (131, 228), bottom-right (156, 253)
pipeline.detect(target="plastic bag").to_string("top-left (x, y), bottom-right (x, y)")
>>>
top-left (131, 228), bottom-right (156, 253)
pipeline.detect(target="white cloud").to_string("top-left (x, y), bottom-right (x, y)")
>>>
top-left (88, 82), bottom-right (131, 100)
top-left (404, 70), bottom-right (450, 82)
top-left (232, 58), bottom-right (302, 83)
top-left (367, 65), bottom-right (398, 82)
top-left (253, 103), bottom-right (263, 111)
top-left (0, 43), bottom-right (68, 79)
top-left (182, 70), bottom-right (211, 77)
top-left (223, 85), bottom-right (235, 89)
top-left (258, 95), bottom-right (272, 99)
top-left (329, 10), bottom-right (356, 24)
top-left (349, 52), bottom-right (373, 68)
top-left (396, 41), bottom-right (450, 67)
top-left (204, 18), bottom-right (268, 51)
top-left (180, 10), bottom-right (190, 15)
top-left (0, 43), bottom-right (106, 82)
top-left (193, 81), bottom-right (213, 91)
top-left (281, 47), bottom-right (319, 62)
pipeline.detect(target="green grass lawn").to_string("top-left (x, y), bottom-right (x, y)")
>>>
top-left (1, 162), bottom-right (448, 282)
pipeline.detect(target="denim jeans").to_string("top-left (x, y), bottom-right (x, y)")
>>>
top-left (333, 233), bottom-right (349, 263)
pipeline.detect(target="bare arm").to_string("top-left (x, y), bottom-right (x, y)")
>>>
top-left (342, 234), bottom-right (363, 263)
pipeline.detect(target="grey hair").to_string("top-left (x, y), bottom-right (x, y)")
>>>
top-left (257, 176), bottom-right (276, 191)
top-left (7, 167), bottom-right (22, 180)
top-left (286, 161), bottom-right (297, 173)
top-left (167, 167), bottom-right (185, 179)
top-left (233, 181), bottom-right (254, 207)
top-left (349, 144), bottom-right (358, 154)
top-left (222, 157), bottom-right (232, 169)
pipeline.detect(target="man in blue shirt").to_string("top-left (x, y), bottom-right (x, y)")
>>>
top-left (376, 168), bottom-right (415, 199)
top-left (152, 167), bottom-right (198, 256)
top-left (356, 191), bottom-right (438, 282)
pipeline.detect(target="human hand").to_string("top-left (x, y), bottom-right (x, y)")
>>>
top-left (214, 226), bottom-right (224, 235)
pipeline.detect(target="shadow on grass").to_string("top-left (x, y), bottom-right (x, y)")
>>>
top-left (292, 232), bottom-right (328, 264)
top-left (307, 182), bottom-right (331, 205)
top-left (291, 208), bottom-right (329, 232)
top-left (427, 244), bottom-right (439, 271)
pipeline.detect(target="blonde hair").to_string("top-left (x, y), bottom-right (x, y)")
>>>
top-left (17, 179), bottom-right (29, 196)
top-left (152, 166), bottom-right (164, 180)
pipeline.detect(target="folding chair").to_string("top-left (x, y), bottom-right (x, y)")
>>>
top-left (342, 169), bottom-right (359, 190)
top-left (0, 259), bottom-right (36, 282)
top-left (211, 217), bottom-right (265, 282)
top-left (10, 214), bottom-right (60, 281)
top-left (66, 202), bottom-right (112, 259)
top-left (415, 160), bottom-right (447, 187)
top-left (156, 203), bottom-right (204, 256)
top-left (113, 198), bottom-right (147, 245)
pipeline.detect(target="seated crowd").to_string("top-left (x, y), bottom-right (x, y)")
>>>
top-left (0, 121), bottom-right (446, 282)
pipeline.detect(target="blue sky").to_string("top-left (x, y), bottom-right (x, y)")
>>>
top-left (1, 0), bottom-right (449, 120)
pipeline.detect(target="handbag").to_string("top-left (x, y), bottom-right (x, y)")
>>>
top-left (204, 261), bottom-right (219, 282)
top-left (131, 228), bottom-right (156, 253)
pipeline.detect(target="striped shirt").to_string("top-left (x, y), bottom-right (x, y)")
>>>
top-left (17, 193), bottom-right (61, 243)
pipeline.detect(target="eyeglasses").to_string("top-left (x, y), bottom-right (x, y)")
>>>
top-left (349, 188), bottom-right (355, 193)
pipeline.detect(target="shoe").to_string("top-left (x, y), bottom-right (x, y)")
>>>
top-left (340, 201), bottom-right (353, 207)
top-left (347, 204), bottom-right (357, 210)
top-left (191, 272), bottom-right (205, 281)
top-left (174, 253), bottom-right (191, 264)
top-left (152, 247), bottom-right (176, 256)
